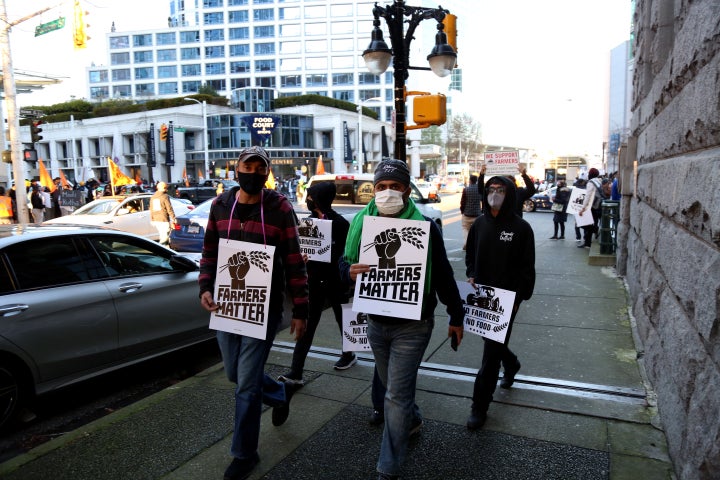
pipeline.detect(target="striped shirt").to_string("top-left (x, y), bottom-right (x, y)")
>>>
top-left (460, 183), bottom-right (482, 217)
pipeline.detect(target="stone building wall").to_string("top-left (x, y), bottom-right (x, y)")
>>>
top-left (618, 1), bottom-right (720, 479)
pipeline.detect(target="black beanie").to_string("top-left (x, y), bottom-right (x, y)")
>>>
top-left (374, 159), bottom-right (410, 186)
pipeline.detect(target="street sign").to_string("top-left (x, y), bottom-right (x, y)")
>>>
top-left (34, 17), bottom-right (66, 37)
top-left (19, 109), bottom-right (44, 118)
top-left (173, 127), bottom-right (186, 133)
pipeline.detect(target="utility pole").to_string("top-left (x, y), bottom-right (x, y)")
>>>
top-left (0, 0), bottom-right (62, 224)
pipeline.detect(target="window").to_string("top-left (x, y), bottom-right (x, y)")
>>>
top-left (111, 52), bottom-right (130, 65)
top-left (229, 27), bottom-right (249, 39)
top-left (280, 41), bottom-right (301, 55)
top-left (181, 64), bottom-right (202, 76)
top-left (207, 79), bottom-right (226, 92)
top-left (332, 56), bottom-right (354, 69)
top-left (304, 5), bottom-right (326, 18)
top-left (133, 34), bottom-right (153, 47)
top-left (136, 83), bottom-right (155, 96)
top-left (255, 59), bottom-right (275, 72)
top-left (158, 65), bottom-right (177, 78)
top-left (206, 62), bottom-right (226, 75)
top-left (157, 49), bottom-right (177, 62)
top-left (159, 82), bottom-right (179, 94)
top-left (281, 75), bottom-right (301, 87)
top-left (305, 23), bottom-right (326, 36)
top-left (253, 8), bottom-right (274, 21)
top-left (135, 67), bottom-right (154, 80)
top-left (359, 89), bottom-right (381, 101)
top-left (205, 29), bottom-right (224, 41)
top-left (358, 73), bottom-right (380, 85)
top-left (180, 31), bottom-right (200, 43)
top-left (279, 7), bottom-right (299, 20)
top-left (134, 51), bottom-right (153, 63)
top-left (204, 0), bottom-right (223, 7)
top-left (305, 57), bottom-right (327, 70)
top-left (230, 61), bottom-right (250, 73)
top-left (229, 44), bottom-right (250, 56)
top-left (181, 47), bottom-right (201, 60)
top-left (306, 74), bottom-right (327, 87)
top-left (331, 22), bottom-right (353, 35)
top-left (333, 90), bottom-right (354, 102)
top-left (205, 46), bottom-right (225, 58)
top-left (254, 25), bottom-right (274, 38)
top-left (280, 24), bottom-right (300, 36)
top-left (231, 78), bottom-right (251, 89)
top-left (280, 58), bottom-right (301, 71)
top-left (113, 85), bottom-right (132, 97)
top-left (228, 10), bottom-right (248, 23)
top-left (228, 0), bottom-right (247, 4)
top-left (332, 73), bottom-right (354, 85)
top-left (182, 81), bottom-right (202, 93)
top-left (112, 69), bottom-right (131, 81)
top-left (204, 12), bottom-right (224, 25)
top-left (331, 39), bottom-right (353, 52)
top-left (90, 236), bottom-right (174, 277)
top-left (305, 40), bottom-right (327, 53)
top-left (89, 70), bottom-right (108, 83)
top-left (254, 42), bottom-right (275, 55)
top-left (90, 86), bottom-right (109, 99)
top-left (156, 32), bottom-right (176, 45)
top-left (110, 36), bottom-right (129, 49)
top-left (255, 77), bottom-right (276, 88)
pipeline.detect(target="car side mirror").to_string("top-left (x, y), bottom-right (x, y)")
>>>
top-left (170, 255), bottom-right (199, 272)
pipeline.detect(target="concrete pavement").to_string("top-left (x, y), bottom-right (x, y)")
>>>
top-left (0, 200), bottom-right (675, 480)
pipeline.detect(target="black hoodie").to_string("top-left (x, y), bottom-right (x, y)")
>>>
top-left (465, 176), bottom-right (535, 304)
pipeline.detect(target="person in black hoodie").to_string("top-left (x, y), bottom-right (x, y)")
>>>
top-left (279, 181), bottom-right (353, 385)
top-left (465, 175), bottom-right (536, 430)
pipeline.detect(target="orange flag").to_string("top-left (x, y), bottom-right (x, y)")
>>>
top-left (183, 167), bottom-right (190, 186)
top-left (315, 155), bottom-right (326, 175)
top-left (107, 157), bottom-right (135, 187)
top-left (198, 168), bottom-right (205, 180)
top-left (265, 169), bottom-right (276, 190)
top-left (38, 159), bottom-right (56, 192)
top-left (59, 170), bottom-right (71, 189)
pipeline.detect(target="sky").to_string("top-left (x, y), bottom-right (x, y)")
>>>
top-left (7, 0), bottom-right (632, 160)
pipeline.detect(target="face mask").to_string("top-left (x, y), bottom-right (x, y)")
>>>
top-left (237, 172), bottom-right (267, 195)
top-left (306, 199), bottom-right (316, 212)
top-left (487, 192), bottom-right (505, 210)
top-left (375, 189), bottom-right (406, 215)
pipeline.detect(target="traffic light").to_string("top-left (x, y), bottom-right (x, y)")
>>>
top-left (23, 149), bottom-right (38, 162)
top-left (442, 13), bottom-right (458, 55)
top-left (31, 121), bottom-right (44, 143)
top-left (159, 123), bottom-right (168, 141)
top-left (413, 94), bottom-right (447, 127)
top-left (1, 150), bottom-right (11, 163)
top-left (73, 0), bottom-right (89, 50)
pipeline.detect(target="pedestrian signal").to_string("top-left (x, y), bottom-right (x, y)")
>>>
top-left (413, 94), bottom-right (447, 127)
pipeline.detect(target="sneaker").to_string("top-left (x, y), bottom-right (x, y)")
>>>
top-left (466, 410), bottom-right (487, 430)
top-left (272, 383), bottom-right (298, 427)
top-left (558, 236), bottom-right (565, 239)
top-left (369, 409), bottom-right (385, 425)
top-left (409, 417), bottom-right (423, 436)
top-left (334, 352), bottom-right (357, 370)
top-left (224, 453), bottom-right (259, 480)
top-left (278, 372), bottom-right (305, 386)
top-left (549, 236), bottom-right (558, 239)
top-left (500, 361), bottom-right (521, 389)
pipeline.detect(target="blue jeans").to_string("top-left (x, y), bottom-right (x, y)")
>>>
top-left (367, 316), bottom-right (434, 476)
top-left (217, 313), bottom-right (287, 460)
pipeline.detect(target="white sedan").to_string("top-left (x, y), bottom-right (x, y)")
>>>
top-left (44, 194), bottom-right (194, 241)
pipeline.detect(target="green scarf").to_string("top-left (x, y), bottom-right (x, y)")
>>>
top-left (344, 197), bottom-right (432, 295)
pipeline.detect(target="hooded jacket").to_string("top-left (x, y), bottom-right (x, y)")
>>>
top-left (465, 176), bottom-right (535, 304)
top-left (199, 187), bottom-right (309, 320)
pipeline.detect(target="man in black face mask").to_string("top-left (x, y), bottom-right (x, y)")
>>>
top-left (464, 176), bottom-right (536, 430)
top-left (198, 146), bottom-right (309, 480)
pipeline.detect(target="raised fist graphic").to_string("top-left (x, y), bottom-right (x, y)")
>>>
top-left (227, 252), bottom-right (251, 289)
top-left (374, 228), bottom-right (402, 269)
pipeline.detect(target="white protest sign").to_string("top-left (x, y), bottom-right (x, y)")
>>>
top-left (566, 187), bottom-right (586, 215)
top-left (342, 304), bottom-right (372, 352)
top-left (352, 216), bottom-right (429, 321)
top-left (298, 217), bottom-right (332, 263)
top-left (484, 151), bottom-right (519, 176)
top-left (210, 239), bottom-right (275, 340)
top-left (456, 281), bottom-right (516, 343)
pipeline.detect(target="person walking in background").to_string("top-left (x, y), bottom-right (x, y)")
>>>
top-left (460, 174), bottom-right (482, 250)
top-left (30, 185), bottom-right (45, 224)
top-left (51, 177), bottom-right (63, 219)
top-left (479, 164), bottom-right (535, 217)
top-left (278, 181), bottom-right (353, 386)
top-left (340, 159), bottom-right (465, 480)
top-left (465, 175), bottom-right (535, 430)
top-left (198, 146), bottom-right (309, 480)
top-left (549, 180), bottom-right (571, 239)
top-left (573, 177), bottom-right (587, 245)
top-left (216, 182), bottom-right (225, 196)
top-left (578, 168), bottom-right (603, 249)
top-left (149, 181), bottom-right (176, 246)
top-left (0, 187), bottom-right (14, 224)
top-left (610, 172), bottom-right (621, 201)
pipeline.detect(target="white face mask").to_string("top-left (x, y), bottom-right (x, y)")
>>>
top-left (487, 192), bottom-right (505, 209)
top-left (375, 189), bottom-right (406, 215)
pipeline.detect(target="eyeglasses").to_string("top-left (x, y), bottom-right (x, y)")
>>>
top-left (487, 186), bottom-right (506, 194)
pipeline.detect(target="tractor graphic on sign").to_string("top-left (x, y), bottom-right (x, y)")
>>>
top-left (298, 218), bottom-right (323, 239)
top-left (466, 285), bottom-right (504, 314)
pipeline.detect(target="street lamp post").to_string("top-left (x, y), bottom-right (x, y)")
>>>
top-left (357, 96), bottom-right (382, 173)
top-left (362, 0), bottom-right (456, 164)
top-left (183, 98), bottom-right (209, 180)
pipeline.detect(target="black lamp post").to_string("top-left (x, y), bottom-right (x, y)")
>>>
top-left (362, 0), bottom-right (456, 163)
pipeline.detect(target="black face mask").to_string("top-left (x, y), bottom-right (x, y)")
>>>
top-left (237, 172), bottom-right (267, 195)
top-left (306, 199), bottom-right (316, 212)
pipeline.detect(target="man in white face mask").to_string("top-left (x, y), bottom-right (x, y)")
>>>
top-left (339, 159), bottom-right (466, 480)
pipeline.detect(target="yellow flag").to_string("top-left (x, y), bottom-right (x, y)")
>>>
top-left (265, 169), bottom-right (276, 190)
top-left (108, 157), bottom-right (135, 187)
top-left (38, 159), bottom-right (56, 192)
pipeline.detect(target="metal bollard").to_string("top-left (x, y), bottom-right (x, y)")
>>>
top-left (599, 200), bottom-right (620, 254)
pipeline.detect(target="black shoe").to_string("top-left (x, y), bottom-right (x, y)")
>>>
top-left (369, 409), bottom-right (385, 425)
top-left (500, 361), bottom-right (521, 389)
top-left (224, 453), bottom-right (259, 480)
top-left (466, 410), bottom-right (487, 430)
top-left (549, 236), bottom-right (558, 239)
top-left (409, 417), bottom-right (423, 436)
top-left (334, 352), bottom-right (357, 370)
top-left (272, 383), bottom-right (298, 427)
top-left (558, 236), bottom-right (565, 239)
top-left (278, 371), bottom-right (305, 386)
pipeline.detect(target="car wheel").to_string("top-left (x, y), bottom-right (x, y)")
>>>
top-left (0, 360), bottom-right (28, 432)
top-left (522, 200), bottom-right (535, 212)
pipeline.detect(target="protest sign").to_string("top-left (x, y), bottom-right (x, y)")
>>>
top-left (342, 304), bottom-right (372, 352)
top-left (456, 281), bottom-right (516, 344)
top-left (298, 217), bottom-right (332, 262)
top-left (210, 239), bottom-right (275, 340)
top-left (484, 151), bottom-right (519, 176)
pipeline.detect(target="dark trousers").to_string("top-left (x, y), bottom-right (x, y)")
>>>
top-left (581, 207), bottom-right (601, 247)
top-left (471, 307), bottom-right (520, 414)
top-left (289, 278), bottom-right (345, 375)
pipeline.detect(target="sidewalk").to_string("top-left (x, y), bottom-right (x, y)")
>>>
top-left (0, 211), bottom-right (675, 480)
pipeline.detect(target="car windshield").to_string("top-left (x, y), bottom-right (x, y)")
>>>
top-left (189, 198), bottom-right (214, 216)
top-left (73, 198), bottom-right (123, 215)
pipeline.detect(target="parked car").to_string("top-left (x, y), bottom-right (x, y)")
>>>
top-left (169, 197), bottom-right (214, 252)
top-left (523, 186), bottom-right (573, 212)
top-left (44, 194), bottom-right (194, 241)
top-left (170, 179), bottom-right (239, 205)
top-left (0, 225), bottom-right (212, 431)
top-left (414, 179), bottom-right (441, 202)
top-left (304, 173), bottom-right (443, 233)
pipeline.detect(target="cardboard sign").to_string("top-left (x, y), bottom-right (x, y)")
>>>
top-left (342, 304), bottom-right (372, 352)
top-left (298, 217), bottom-right (332, 263)
top-left (566, 186), bottom-right (586, 215)
top-left (210, 239), bottom-right (275, 340)
top-left (484, 151), bottom-right (519, 176)
top-left (352, 216), bottom-right (429, 321)
top-left (456, 281), bottom-right (516, 344)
